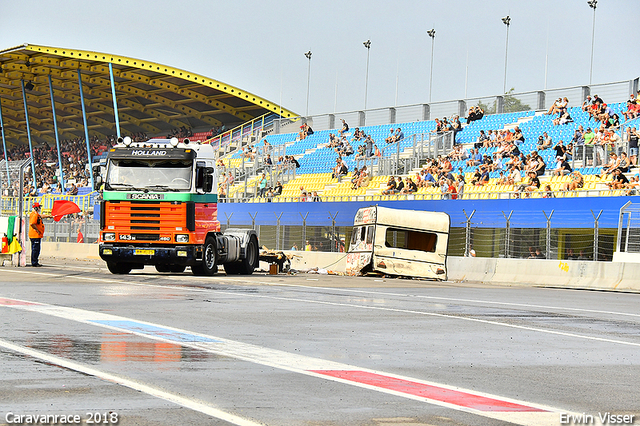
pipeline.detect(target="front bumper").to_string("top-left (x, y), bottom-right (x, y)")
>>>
top-left (99, 244), bottom-right (199, 266)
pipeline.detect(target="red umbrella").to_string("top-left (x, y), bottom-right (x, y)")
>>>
top-left (51, 200), bottom-right (81, 222)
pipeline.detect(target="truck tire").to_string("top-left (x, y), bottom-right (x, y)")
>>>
top-left (192, 236), bottom-right (217, 276)
top-left (107, 261), bottom-right (132, 275)
top-left (225, 235), bottom-right (258, 275)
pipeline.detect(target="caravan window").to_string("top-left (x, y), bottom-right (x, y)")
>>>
top-left (350, 225), bottom-right (373, 251)
top-left (385, 228), bottom-right (437, 253)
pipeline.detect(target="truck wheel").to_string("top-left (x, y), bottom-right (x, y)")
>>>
top-left (225, 235), bottom-right (258, 275)
top-left (107, 261), bottom-right (132, 275)
top-left (192, 237), bottom-right (217, 276)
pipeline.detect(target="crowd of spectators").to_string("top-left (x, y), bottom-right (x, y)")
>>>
top-left (0, 131), bottom-right (155, 197)
top-left (167, 126), bottom-right (192, 139)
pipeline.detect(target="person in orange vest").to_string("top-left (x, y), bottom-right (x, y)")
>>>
top-left (29, 202), bottom-right (47, 267)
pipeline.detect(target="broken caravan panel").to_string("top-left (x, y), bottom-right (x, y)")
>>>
top-left (346, 206), bottom-right (450, 280)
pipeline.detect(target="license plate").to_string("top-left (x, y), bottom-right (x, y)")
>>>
top-left (134, 249), bottom-right (155, 256)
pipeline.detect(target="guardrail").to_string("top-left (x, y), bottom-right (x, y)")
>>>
top-left (1, 192), bottom-right (98, 217)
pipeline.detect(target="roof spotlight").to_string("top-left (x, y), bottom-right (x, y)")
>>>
top-left (25, 81), bottom-right (34, 91)
top-left (123, 136), bottom-right (132, 146)
top-left (170, 137), bottom-right (179, 147)
top-left (183, 138), bottom-right (190, 145)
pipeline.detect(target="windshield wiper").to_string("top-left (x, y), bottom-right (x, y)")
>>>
top-left (144, 185), bottom-right (180, 192)
top-left (106, 183), bottom-right (145, 191)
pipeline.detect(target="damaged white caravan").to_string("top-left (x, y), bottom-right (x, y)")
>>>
top-left (346, 206), bottom-right (450, 280)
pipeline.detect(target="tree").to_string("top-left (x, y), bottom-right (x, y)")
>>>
top-left (476, 88), bottom-right (531, 114)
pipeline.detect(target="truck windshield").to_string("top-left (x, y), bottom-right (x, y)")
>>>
top-left (106, 159), bottom-right (192, 191)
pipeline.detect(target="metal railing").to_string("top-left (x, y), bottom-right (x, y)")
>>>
top-left (219, 186), bottom-right (638, 204)
top-left (207, 113), bottom-right (274, 156)
top-left (272, 78), bottom-right (639, 134)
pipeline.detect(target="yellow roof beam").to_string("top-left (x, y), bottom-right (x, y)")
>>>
top-left (0, 79), bottom-right (152, 137)
top-left (22, 45), bottom-right (295, 118)
top-left (87, 75), bottom-right (223, 127)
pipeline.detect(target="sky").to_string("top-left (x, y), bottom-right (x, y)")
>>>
top-left (2, 0), bottom-right (639, 118)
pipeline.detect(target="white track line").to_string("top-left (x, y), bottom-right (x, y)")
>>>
top-left (0, 338), bottom-right (262, 426)
top-left (3, 269), bottom-right (640, 349)
top-left (0, 297), bottom-right (570, 426)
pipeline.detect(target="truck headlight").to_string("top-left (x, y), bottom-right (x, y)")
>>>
top-left (176, 234), bottom-right (189, 243)
top-left (103, 233), bottom-right (116, 241)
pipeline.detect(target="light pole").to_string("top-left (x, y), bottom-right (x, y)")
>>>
top-left (502, 15), bottom-right (511, 94)
top-left (588, 0), bottom-right (597, 85)
top-left (427, 29), bottom-right (435, 103)
top-left (363, 39), bottom-right (371, 111)
top-left (304, 51), bottom-right (312, 117)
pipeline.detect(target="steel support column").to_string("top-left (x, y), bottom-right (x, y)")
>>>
top-left (0, 98), bottom-right (9, 185)
top-left (48, 74), bottom-right (66, 192)
top-left (77, 70), bottom-right (95, 189)
top-left (20, 80), bottom-right (37, 189)
top-left (108, 63), bottom-right (121, 139)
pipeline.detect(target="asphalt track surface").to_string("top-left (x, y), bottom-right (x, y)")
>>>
top-left (1, 257), bottom-right (639, 426)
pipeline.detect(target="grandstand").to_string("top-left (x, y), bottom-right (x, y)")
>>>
top-left (1, 43), bottom-right (639, 260)
top-left (216, 98), bottom-right (640, 203)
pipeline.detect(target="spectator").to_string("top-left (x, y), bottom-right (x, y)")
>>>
top-left (339, 119), bottom-right (349, 137)
top-left (543, 184), bottom-right (555, 198)
top-left (381, 176), bottom-right (397, 195)
top-left (622, 94), bottom-right (639, 120)
top-left (456, 174), bottom-right (465, 198)
top-left (392, 128), bottom-right (403, 142)
top-left (67, 182), bottom-right (78, 195)
top-left (257, 173), bottom-right (268, 197)
top-left (563, 171), bottom-right (584, 191)
top-left (384, 129), bottom-right (396, 144)
top-left (263, 154), bottom-right (273, 168)
top-left (518, 171), bottom-right (540, 196)
top-left (601, 153), bottom-right (621, 178)
top-left (553, 156), bottom-right (572, 177)
top-left (332, 159), bottom-right (348, 181)
top-left (350, 167), bottom-right (361, 189)
top-left (401, 177), bottom-right (417, 194)
top-left (572, 126), bottom-right (585, 145)
top-left (311, 191), bottom-right (321, 202)
top-left (618, 152), bottom-right (631, 173)
top-left (627, 127), bottom-right (639, 165)
top-left (273, 181), bottom-right (283, 196)
top-left (607, 168), bottom-right (629, 189)
top-left (475, 130), bottom-right (489, 148)
top-left (466, 148), bottom-right (482, 167)
top-left (466, 105), bottom-right (484, 123)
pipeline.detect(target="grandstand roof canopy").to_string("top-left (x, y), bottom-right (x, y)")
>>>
top-left (0, 44), bottom-right (296, 146)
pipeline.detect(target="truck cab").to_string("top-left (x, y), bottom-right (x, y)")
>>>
top-left (96, 137), bottom-right (258, 276)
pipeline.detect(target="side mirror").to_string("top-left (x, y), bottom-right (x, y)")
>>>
top-left (92, 165), bottom-right (103, 191)
top-left (93, 175), bottom-right (103, 192)
top-left (203, 175), bottom-right (213, 193)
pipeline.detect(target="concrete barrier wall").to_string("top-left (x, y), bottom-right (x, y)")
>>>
top-left (33, 243), bottom-right (640, 292)
top-left (43, 242), bottom-right (100, 260)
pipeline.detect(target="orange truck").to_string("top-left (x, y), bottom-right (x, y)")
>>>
top-left (95, 137), bottom-right (258, 276)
